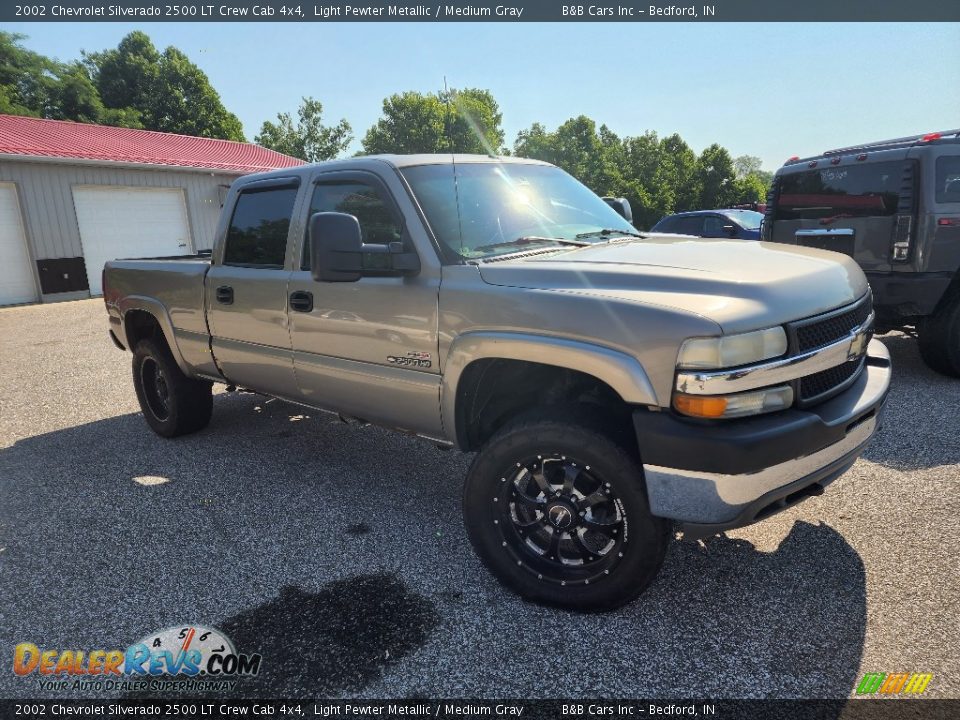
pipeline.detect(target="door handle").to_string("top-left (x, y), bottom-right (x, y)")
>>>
top-left (216, 286), bottom-right (234, 305)
top-left (289, 290), bottom-right (313, 313)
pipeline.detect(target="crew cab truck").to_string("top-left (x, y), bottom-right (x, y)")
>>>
top-left (763, 130), bottom-right (960, 376)
top-left (104, 155), bottom-right (891, 611)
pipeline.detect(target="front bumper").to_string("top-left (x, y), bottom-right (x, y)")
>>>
top-left (635, 339), bottom-right (891, 539)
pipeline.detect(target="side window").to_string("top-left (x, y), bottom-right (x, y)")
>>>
top-left (675, 216), bottom-right (704, 235)
top-left (936, 156), bottom-right (960, 204)
top-left (702, 216), bottom-right (727, 237)
top-left (654, 216), bottom-right (677, 233)
top-left (223, 186), bottom-right (298, 267)
top-left (303, 181), bottom-right (403, 269)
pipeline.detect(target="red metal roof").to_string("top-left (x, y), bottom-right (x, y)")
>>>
top-left (0, 114), bottom-right (305, 173)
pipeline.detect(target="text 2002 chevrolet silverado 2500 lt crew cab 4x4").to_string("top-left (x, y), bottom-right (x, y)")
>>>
top-left (104, 155), bottom-right (891, 611)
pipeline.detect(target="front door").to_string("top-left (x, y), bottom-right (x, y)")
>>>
top-left (287, 170), bottom-right (442, 438)
top-left (205, 178), bottom-right (301, 400)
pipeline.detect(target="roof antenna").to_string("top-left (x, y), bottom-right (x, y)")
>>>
top-left (443, 76), bottom-right (466, 258)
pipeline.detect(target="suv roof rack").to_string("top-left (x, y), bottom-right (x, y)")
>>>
top-left (822, 129), bottom-right (960, 157)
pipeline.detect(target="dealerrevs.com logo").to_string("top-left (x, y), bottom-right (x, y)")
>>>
top-left (855, 672), bottom-right (933, 696)
top-left (13, 625), bottom-right (261, 693)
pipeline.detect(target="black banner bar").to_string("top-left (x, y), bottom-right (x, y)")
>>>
top-left (3, 0), bottom-right (960, 23)
top-left (2, 700), bottom-right (959, 720)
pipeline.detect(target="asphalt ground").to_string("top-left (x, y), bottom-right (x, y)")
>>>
top-left (1, 298), bottom-right (958, 700)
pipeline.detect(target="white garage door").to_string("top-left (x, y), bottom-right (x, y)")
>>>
top-left (73, 186), bottom-right (193, 295)
top-left (0, 184), bottom-right (38, 306)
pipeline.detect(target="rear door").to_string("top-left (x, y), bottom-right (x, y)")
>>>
top-left (205, 177), bottom-right (302, 400)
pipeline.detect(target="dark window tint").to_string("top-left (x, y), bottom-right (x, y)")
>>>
top-left (936, 156), bottom-right (960, 204)
top-left (223, 187), bottom-right (298, 267)
top-left (304, 182), bottom-right (402, 269)
top-left (776, 161), bottom-right (904, 220)
top-left (652, 216), bottom-right (677, 233)
top-left (674, 216), bottom-right (704, 235)
top-left (702, 216), bottom-right (728, 237)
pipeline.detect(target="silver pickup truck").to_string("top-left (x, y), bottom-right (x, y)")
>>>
top-left (104, 154), bottom-right (891, 611)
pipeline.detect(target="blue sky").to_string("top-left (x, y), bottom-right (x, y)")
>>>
top-left (10, 22), bottom-right (960, 170)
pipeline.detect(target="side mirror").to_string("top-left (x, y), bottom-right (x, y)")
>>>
top-left (309, 212), bottom-right (420, 283)
top-left (602, 197), bottom-right (633, 223)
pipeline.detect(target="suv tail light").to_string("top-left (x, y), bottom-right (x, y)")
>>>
top-left (891, 161), bottom-right (918, 263)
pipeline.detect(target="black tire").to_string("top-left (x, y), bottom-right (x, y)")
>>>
top-left (918, 292), bottom-right (960, 377)
top-left (132, 338), bottom-right (213, 438)
top-left (463, 410), bottom-right (670, 612)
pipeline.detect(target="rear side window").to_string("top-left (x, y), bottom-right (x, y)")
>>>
top-left (674, 216), bottom-right (704, 235)
top-left (936, 156), bottom-right (960, 204)
top-left (652, 216), bottom-right (677, 232)
top-left (702, 216), bottom-right (727, 237)
top-left (776, 161), bottom-right (904, 220)
top-left (303, 181), bottom-right (402, 269)
top-left (223, 186), bottom-right (298, 267)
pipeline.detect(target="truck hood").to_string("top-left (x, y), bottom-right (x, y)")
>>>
top-left (476, 236), bottom-right (869, 334)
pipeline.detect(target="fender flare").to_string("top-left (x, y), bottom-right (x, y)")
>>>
top-left (440, 331), bottom-right (660, 445)
top-left (118, 296), bottom-right (191, 375)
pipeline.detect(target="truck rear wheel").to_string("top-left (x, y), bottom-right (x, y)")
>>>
top-left (918, 293), bottom-right (960, 377)
top-left (132, 338), bottom-right (213, 437)
top-left (463, 412), bottom-right (670, 612)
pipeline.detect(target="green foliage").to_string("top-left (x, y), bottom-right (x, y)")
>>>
top-left (362, 87), bottom-right (505, 155)
top-left (2, 31), bottom-right (770, 209)
top-left (516, 120), bottom-right (770, 229)
top-left (0, 31), bottom-right (57, 117)
top-left (85, 34), bottom-right (244, 140)
top-left (255, 97), bottom-right (352, 162)
top-left (1, 31), bottom-right (243, 140)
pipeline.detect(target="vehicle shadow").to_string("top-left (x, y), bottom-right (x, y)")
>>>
top-left (0, 394), bottom-right (866, 701)
top-left (864, 332), bottom-right (960, 471)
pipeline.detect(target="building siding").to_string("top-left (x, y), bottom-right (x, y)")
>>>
top-left (0, 159), bottom-right (239, 261)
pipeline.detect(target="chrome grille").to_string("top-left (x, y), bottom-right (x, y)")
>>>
top-left (794, 297), bottom-right (872, 352)
top-left (799, 357), bottom-right (864, 403)
top-left (790, 294), bottom-right (873, 406)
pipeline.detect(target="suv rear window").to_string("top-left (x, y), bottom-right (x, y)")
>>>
top-left (936, 156), bottom-right (960, 204)
top-left (776, 161), bottom-right (904, 220)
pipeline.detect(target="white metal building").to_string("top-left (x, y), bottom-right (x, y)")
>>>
top-left (0, 114), bottom-right (302, 305)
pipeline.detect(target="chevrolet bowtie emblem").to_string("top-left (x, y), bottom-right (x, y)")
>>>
top-left (848, 328), bottom-right (869, 360)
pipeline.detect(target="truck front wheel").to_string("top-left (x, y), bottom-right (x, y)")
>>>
top-left (918, 292), bottom-right (960, 377)
top-left (132, 338), bottom-right (213, 438)
top-left (463, 413), bottom-right (670, 611)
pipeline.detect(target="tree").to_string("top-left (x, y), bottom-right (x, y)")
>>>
top-left (84, 32), bottom-right (244, 140)
top-left (733, 154), bottom-right (763, 179)
top-left (696, 144), bottom-right (738, 208)
top-left (148, 47), bottom-right (244, 140)
top-left (83, 31), bottom-right (159, 112)
top-left (255, 97), bottom-right (352, 162)
top-left (0, 31), bottom-right (55, 117)
top-left (361, 87), bottom-right (505, 155)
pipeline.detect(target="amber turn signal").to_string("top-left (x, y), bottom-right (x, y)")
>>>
top-left (673, 394), bottom-right (728, 418)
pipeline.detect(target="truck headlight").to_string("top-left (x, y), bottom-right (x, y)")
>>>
top-left (674, 385), bottom-right (794, 419)
top-left (677, 326), bottom-right (787, 370)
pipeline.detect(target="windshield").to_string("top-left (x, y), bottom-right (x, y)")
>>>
top-left (724, 209), bottom-right (763, 230)
top-left (400, 162), bottom-right (638, 259)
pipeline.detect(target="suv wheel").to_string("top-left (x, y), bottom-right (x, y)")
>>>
top-left (132, 338), bottom-right (213, 437)
top-left (918, 292), bottom-right (960, 377)
top-left (463, 411), bottom-right (670, 612)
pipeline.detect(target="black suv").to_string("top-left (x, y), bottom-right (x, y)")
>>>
top-left (763, 130), bottom-right (960, 375)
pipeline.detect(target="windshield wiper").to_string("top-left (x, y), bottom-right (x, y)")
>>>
top-left (575, 228), bottom-right (646, 241)
top-left (471, 236), bottom-right (590, 253)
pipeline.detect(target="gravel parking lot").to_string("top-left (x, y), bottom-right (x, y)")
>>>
top-left (1, 298), bottom-right (958, 700)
